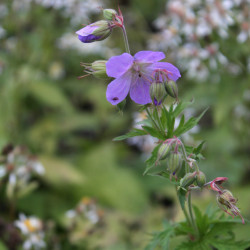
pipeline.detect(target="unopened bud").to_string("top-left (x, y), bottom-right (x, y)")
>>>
top-left (92, 20), bottom-right (112, 40)
top-left (103, 9), bottom-right (117, 21)
top-left (219, 190), bottom-right (237, 205)
top-left (167, 152), bottom-right (182, 174)
top-left (196, 171), bottom-right (206, 187)
top-left (157, 143), bottom-right (171, 161)
top-left (180, 172), bottom-right (197, 188)
top-left (76, 20), bottom-right (112, 43)
top-left (150, 82), bottom-right (167, 105)
top-left (91, 60), bottom-right (108, 79)
top-left (165, 80), bottom-right (178, 98)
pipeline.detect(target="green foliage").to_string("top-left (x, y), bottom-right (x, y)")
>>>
top-left (145, 221), bottom-right (176, 250)
top-left (113, 128), bottom-right (148, 141)
top-left (147, 206), bottom-right (250, 250)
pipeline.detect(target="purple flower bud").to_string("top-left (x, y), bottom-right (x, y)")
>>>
top-left (150, 82), bottom-right (167, 106)
top-left (167, 152), bottom-right (183, 175)
top-left (76, 20), bottom-right (112, 43)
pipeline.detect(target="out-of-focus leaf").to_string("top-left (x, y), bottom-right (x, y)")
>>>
top-left (16, 181), bottom-right (39, 199)
top-left (77, 143), bottom-right (147, 213)
top-left (40, 156), bottom-right (84, 187)
top-left (26, 81), bottom-right (73, 112)
top-left (113, 128), bottom-right (148, 141)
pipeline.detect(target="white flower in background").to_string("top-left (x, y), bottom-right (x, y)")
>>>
top-left (15, 214), bottom-right (45, 250)
top-left (66, 197), bottom-right (101, 224)
top-left (0, 145), bottom-right (45, 196)
top-left (57, 33), bottom-right (118, 58)
top-left (12, 0), bottom-right (104, 24)
top-left (148, 0), bottom-right (249, 81)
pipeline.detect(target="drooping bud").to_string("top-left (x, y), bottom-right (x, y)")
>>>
top-left (76, 20), bottom-right (112, 43)
top-left (103, 9), bottom-right (118, 21)
top-left (167, 152), bottom-right (183, 175)
top-left (165, 80), bottom-right (178, 99)
top-left (150, 82), bottom-right (167, 105)
top-left (216, 189), bottom-right (245, 224)
top-left (157, 143), bottom-right (171, 161)
top-left (196, 171), bottom-right (206, 187)
top-left (180, 172), bottom-right (197, 188)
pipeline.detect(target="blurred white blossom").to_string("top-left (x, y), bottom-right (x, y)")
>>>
top-left (15, 214), bottom-right (45, 250)
top-left (149, 0), bottom-right (250, 81)
top-left (66, 197), bottom-right (102, 224)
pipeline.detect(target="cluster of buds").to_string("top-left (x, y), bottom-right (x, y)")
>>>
top-left (66, 196), bottom-right (103, 225)
top-left (76, 8), bottom-right (124, 43)
top-left (15, 214), bottom-right (45, 250)
top-left (157, 137), bottom-right (207, 193)
top-left (207, 177), bottom-right (245, 224)
top-left (150, 69), bottom-right (179, 105)
top-left (0, 144), bottom-right (44, 199)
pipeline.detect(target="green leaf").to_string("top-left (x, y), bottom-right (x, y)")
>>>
top-left (143, 144), bottom-right (161, 175)
top-left (142, 126), bottom-right (165, 140)
top-left (193, 141), bottom-right (206, 155)
top-left (145, 221), bottom-right (176, 250)
top-left (174, 108), bottom-right (208, 136)
top-left (172, 100), bottom-right (194, 117)
top-left (113, 128), bottom-right (148, 141)
top-left (148, 171), bottom-right (179, 185)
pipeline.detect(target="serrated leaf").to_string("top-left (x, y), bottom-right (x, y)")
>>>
top-left (174, 108), bottom-right (208, 136)
top-left (142, 126), bottom-right (165, 140)
top-left (193, 206), bottom-right (210, 236)
top-left (113, 128), bottom-right (148, 141)
top-left (143, 144), bottom-right (161, 175)
top-left (193, 141), bottom-right (206, 155)
top-left (145, 221), bottom-right (176, 250)
top-left (148, 171), bottom-right (180, 185)
top-left (172, 100), bottom-right (194, 118)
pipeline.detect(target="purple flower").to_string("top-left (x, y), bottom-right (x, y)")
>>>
top-left (106, 51), bottom-right (181, 105)
top-left (76, 21), bottom-right (112, 43)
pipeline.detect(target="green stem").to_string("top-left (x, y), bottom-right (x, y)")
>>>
top-left (146, 107), bottom-right (161, 132)
top-left (154, 106), bottom-right (166, 136)
top-left (188, 192), bottom-right (199, 237)
top-left (122, 26), bottom-right (130, 54)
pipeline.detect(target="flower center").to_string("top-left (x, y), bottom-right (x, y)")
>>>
top-left (24, 219), bottom-right (36, 233)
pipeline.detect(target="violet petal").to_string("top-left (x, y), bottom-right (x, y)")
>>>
top-left (106, 53), bottom-right (134, 78)
top-left (129, 77), bottom-right (152, 105)
top-left (134, 51), bottom-right (165, 63)
top-left (106, 72), bottom-right (132, 105)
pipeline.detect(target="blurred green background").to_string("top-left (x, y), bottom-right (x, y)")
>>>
top-left (0, 0), bottom-right (249, 249)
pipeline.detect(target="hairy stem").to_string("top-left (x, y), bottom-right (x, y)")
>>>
top-left (122, 26), bottom-right (130, 54)
top-left (146, 107), bottom-right (161, 132)
top-left (188, 192), bottom-right (199, 237)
